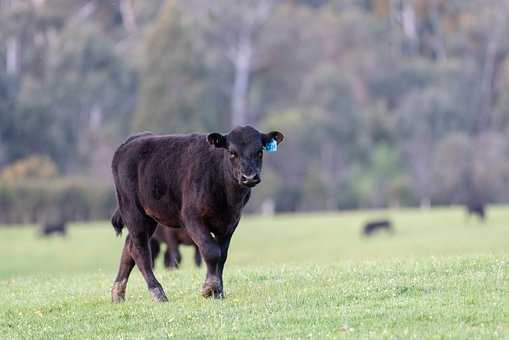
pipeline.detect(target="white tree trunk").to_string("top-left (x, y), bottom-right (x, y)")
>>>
top-left (477, 10), bottom-right (504, 133)
top-left (31, 0), bottom-right (45, 9)
top-left (192, 0), bottom-right (273, 128)
top-left (401, 3), bottom-right (417, 41)
top-left (119, 0), bottom-right (137, 33)
top-left (6, 37), bottom-right (18, 75)
top-left (231, 34), bottom-right (252, 127)
top-left (89, 104), bottom-right (103, 131)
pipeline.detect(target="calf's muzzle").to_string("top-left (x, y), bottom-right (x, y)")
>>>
top-left (240, 173), bottom-right (261, 187)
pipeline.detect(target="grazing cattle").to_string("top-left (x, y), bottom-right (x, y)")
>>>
top-left (39, 221), bottom-right (67, 237)
top-left (362, 219), bottom-right (393, 236)
top-left (466, 201), bottom-right (486, 221)
top-left (150, 224), bottom-right (202, 269)
top-left (110, 126), bottom-right (284, 302)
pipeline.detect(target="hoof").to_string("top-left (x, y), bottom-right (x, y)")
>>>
top-left (111, 280), bottom-right (127, 303)
top-left (201, 281), bottom-right (224, 299)
top-left (149, 287), bottom-right (168, 302)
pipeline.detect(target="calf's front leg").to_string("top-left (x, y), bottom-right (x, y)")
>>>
top-left (183, 218), bottom-right (224, 298)
top-left (216, 234), bottom-right (232, 291)
top-left (200, 239), bottom-right (223, 298)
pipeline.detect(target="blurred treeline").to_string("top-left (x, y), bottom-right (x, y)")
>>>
top-left (1, 0), bottom-right (509, 223)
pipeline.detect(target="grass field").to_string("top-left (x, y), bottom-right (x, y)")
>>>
top-left (0, 206), bottom-right (508, 339)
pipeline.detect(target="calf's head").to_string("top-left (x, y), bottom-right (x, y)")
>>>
top-left (207, 126), bottom-right (284, 188)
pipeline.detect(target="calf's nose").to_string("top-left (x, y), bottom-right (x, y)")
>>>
top-left (240, 173), bottom-right (261, 186)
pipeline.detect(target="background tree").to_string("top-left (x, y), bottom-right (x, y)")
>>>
top-left (2, 0), bottom-right (509, 220)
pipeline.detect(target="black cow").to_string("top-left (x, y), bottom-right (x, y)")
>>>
top-left (466, 201), bottom-right (486, 221)
top-left (362, 219), bottom-right (393, 236)
top-left (149, 223), bottom-right (202, 269)
top-left (110, 126), bottom-right (284, 302)
top-left (39, 221), bottom-right (67, 237)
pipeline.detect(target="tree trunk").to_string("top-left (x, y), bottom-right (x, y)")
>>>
top-left (321, 141), bottom-right (341, 211)
top-left (401, 2), bottom-right (417, 41)
top-left (119, 0), bottom-right (137, 33)
top-left (477, 11), bottom-right (503, 134)
top-left (230, 34), bottom-right (252, 127)
top-left (6, 37), bottom-right (18, 75)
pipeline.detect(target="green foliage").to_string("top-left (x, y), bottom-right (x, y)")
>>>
top-left (0, 1), bottom-right (136, 170)
top-left (0, 155), bottom-right (58, 182)
top-left (350, 144), bottom-right (408, 207)
top-left (0, 179), bottom-right (114, 224)
top-left (134, 1), bottom-right (215, 133)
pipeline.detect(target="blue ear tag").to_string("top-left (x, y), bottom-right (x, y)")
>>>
top-left (263, 138), bottom-right (278, 152)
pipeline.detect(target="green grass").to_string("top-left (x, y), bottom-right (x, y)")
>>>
top-left (0, 206), bottom-right (508, 339)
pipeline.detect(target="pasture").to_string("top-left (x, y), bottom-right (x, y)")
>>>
top-left (0, 206), bottom-right (508, 339)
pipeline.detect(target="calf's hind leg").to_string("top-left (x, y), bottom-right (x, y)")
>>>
top-left (112, 235), bottom-right (135, 303)
top-left (112, 211), bottom-right (168, 302)
top-left (130, 227), bottom-right (168, 302)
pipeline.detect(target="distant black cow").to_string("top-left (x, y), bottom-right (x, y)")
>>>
top-left (39, 221), bottom-right (67, 237)
top-left (110, 126), bottom-right (284, 302)
top-left (150, 224), bottom-right (202, 269)
top-left (466, 201), bottom-right (486, 221)
top-left (362, 219), bottom-right (393, 236)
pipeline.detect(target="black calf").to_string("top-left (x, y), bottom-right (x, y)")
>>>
top-left (39, 221), bottom-right (67, 237)
top-left (110, 126), bottom-right (284, 302)
top-left (362, 219), bottom-right (393, 236)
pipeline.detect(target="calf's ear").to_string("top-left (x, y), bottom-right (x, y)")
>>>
top-left (207, 133), bottom-right (228, 148)
top-left (262, 131), bottom-right (285, 145)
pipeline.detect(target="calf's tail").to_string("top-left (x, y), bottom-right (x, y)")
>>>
top-left (111, 209), bottom-right (124, 236)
